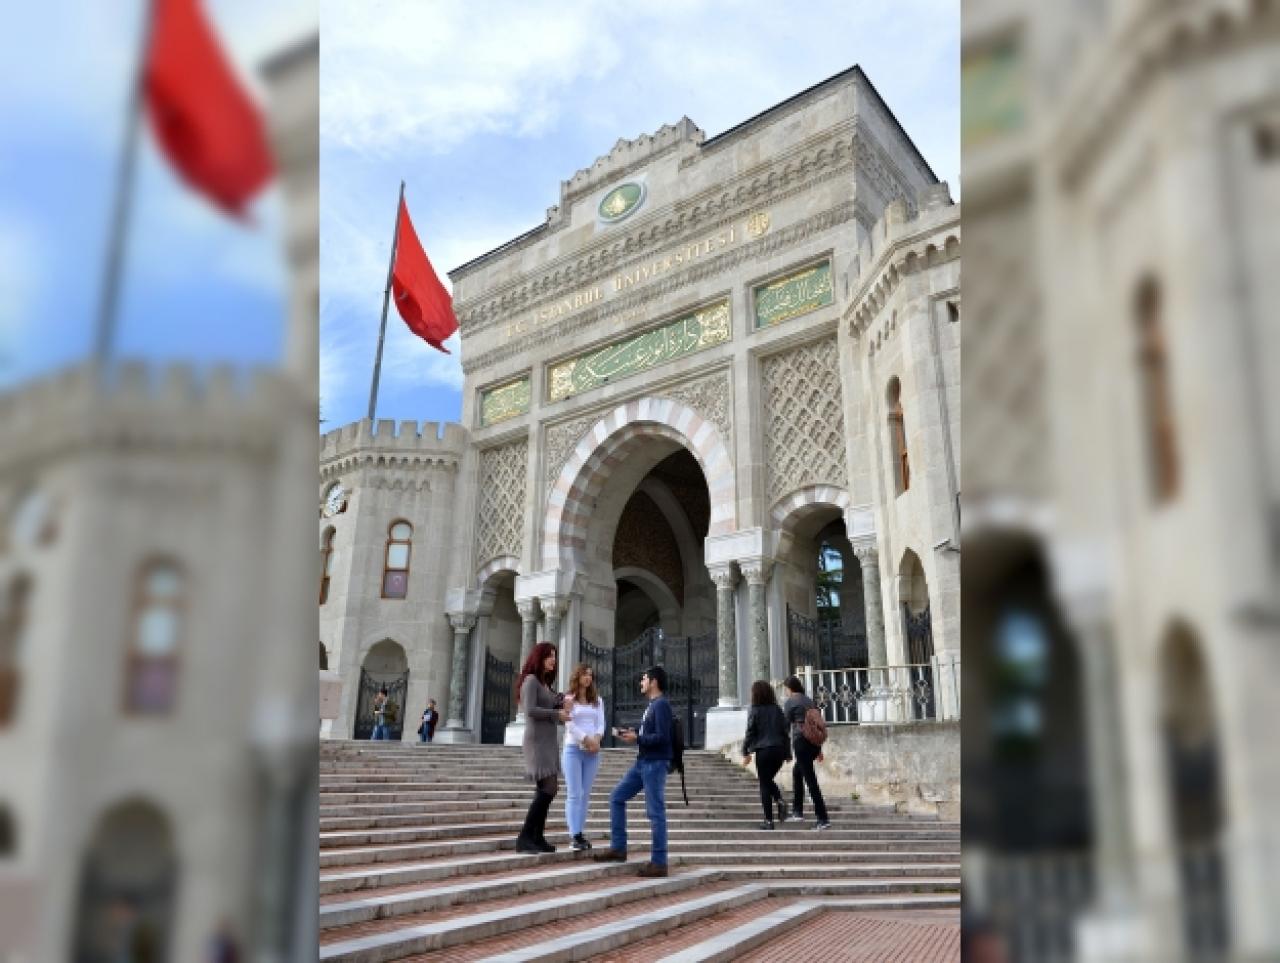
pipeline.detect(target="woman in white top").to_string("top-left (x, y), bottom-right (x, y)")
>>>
top-left (562, 663), bottom-right (606, 850)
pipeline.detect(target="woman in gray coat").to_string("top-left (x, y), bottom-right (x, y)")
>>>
top-left (515, 641), bottom-right (571, 854)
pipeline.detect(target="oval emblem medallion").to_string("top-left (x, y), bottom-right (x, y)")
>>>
top-left (597, 182), bottom-right (646, 223)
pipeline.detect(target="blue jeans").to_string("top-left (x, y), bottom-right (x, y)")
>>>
top-left (371, 723), bottom-right (388, 740)
top-left (562, 742), bottom-right (602, 836)
top-left (609, 758), bottom-right (669, 866)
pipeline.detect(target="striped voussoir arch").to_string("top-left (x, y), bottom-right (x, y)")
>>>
top-left (475, 555), bottom-right (520, 588)
top-left (771, 484), bottom-right (852, 558)
top-left (542, 397), bottom-right (735, 570)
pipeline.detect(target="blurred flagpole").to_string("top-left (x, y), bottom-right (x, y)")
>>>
top-left (93, 0), bottom-right (155, 368)
top-left (367, 180), bottom-right (405, 422)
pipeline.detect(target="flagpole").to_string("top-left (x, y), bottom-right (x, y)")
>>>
top-left (94, 0), bottom-right (156, 369)
top-left (368, 180), bottom-right (405, 422)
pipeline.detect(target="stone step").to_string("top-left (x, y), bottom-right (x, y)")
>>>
top-left (319, 850), bottom-right (588, 897)
top-left (319, 832), bottom-right (960, 868)
top-left (320, 862), bottom-right (963, 931)
top-left (318, 868), bottom-right (725, 963)
top-left (319, 822), bottom-right (958, 849)
top-left (320, 847), bottom-right (960, 896)
top-left (318, 803), bottom-right (852, 820)
top-left (318, 788), bottom-right (784, 805)
top-left (319, 861), bottom-right (638, 930)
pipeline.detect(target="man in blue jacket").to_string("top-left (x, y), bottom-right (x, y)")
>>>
top-left (593, 665), bottom-right (672, 877)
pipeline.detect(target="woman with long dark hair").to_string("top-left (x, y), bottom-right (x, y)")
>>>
top-left (562, 663), bottom-right (605, 850)
top-left (741, 680), bottom-right (791, 829)
top-left (515, 641), bottom-right (571, 854)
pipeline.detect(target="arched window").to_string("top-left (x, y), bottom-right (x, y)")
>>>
top-left (319, 641), bottom-right (329, 671)
top-left (0, 575), bottom-right (30, 726)
top-left (382, 521), bottom-right (412, 599)
top-left (887, 377), bottom-right (910, 494)
top-left (125, 561), bottom-right (184, 715)
top-left (319, 527), bottom-right (335, 605)
top-left (1136, 277), bottom-right (1179, 502)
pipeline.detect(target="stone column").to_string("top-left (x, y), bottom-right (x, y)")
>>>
top-left (1069, 599), bottom-right (1164, 959)
top-left (709, 565), bottom-right (740, 708)
top-left (541, 596), bottom-right (569, 650)
top-left (514, 599), bottom-right (539, 722)
top-left (445, 613), bottom-right (477, 729)
top-left (853, 540), bottom-right (887, 667)
top-left (740, 560), bottom-right (772, 683)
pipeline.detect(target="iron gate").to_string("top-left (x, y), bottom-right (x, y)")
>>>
top-left (786, 606), bottom-right (869, 672)
top-left (354, 667), bottom-right (408, 740)
top-left (481, 650), bottom-right (514, 745)
top-left (580, 626), bottom-right (718, 748)
top-left (903, 603), bottom-right (936, 720)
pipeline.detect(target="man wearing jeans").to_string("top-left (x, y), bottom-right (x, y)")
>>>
top-left (593, 665), bottom-right (672, 877)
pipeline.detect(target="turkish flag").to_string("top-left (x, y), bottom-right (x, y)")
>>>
top-left (392, 198), bottom-right (458, 354)
top-left (144, 0), bottom-right (275, 217)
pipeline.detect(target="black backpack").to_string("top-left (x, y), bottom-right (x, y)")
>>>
top-left (669, 714), bottom-right (689, 806)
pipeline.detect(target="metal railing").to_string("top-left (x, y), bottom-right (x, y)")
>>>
top-left (777, 656), bottom-right (961, 723)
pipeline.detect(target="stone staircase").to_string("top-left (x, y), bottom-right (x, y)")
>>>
top-left (318, 741), bottom-right (960, 961)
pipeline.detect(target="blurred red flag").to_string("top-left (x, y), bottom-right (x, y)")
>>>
top-left (143, 0), bottom-right (274, 216)
top-left (392, 198), bottom-right (458, 354)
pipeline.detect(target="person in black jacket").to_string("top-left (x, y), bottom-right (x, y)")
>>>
top-left (783, 675), bottom-right (831, 830)
top-left (741, 680), bottom-right (791, 829)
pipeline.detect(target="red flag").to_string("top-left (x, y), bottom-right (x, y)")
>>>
top-left (392, 198), bottom-right (458, 354)
top-left (143, 0), bottom-right (275, 217)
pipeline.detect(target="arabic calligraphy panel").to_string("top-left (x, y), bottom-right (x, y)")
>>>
top-left (547, 300), bottom-right (731, 402)
top-left (480, 377), bottom-right (531, 427)
top-left (753, 260), bottom-right (834, 329)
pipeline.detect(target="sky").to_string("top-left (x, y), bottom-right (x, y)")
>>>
top-left (320, 0), bottom-right (958, 432)
top-left (0, 0), bottom-right (316, 388)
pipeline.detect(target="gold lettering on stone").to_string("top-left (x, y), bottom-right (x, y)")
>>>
top-left (547, 300), bottom-right (731, 402)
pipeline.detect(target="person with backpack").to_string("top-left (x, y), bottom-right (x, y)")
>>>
top-left (782, 675), bottom-right (831, 830)
top-left (593, 665), bottom-right (673, 877)
top-left (418, 698), bottom-right (439, 743)
top-left (741, 680), bottom-right (791, 829)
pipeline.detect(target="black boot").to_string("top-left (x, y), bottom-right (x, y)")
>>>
top-left (516, 790), bottom-right (554, 854)
top-left (532, 790), bottom-right (557, 852)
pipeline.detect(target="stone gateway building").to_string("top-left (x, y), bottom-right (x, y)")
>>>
top-left (319, 65), bottom-right (960, 752)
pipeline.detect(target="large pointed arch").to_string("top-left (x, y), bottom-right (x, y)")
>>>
top-left (542, 398), bottom-right (735, 570)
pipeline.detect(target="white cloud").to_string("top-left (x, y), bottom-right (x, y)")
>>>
top-left (320, 0), bottom-right (622, 156)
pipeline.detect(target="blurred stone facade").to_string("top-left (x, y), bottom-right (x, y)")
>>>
top-left (963, 0), bottom-right (1279, 958)
top-left (0, 36), bottom-right (319, 963)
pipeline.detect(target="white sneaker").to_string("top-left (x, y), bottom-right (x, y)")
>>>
top-left (785, 813), bottom-right (805, 823)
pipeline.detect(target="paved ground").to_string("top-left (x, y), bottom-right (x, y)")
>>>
top-left (737, 909), bottom-right (960, 962)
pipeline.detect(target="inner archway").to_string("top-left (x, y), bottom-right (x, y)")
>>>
top-left (73, 799), bottom-right (176, 963)
top-left (774, 501), bottom-right (867, 672)
top-left (355, 639), bottom-right (409, 740)
top-left (480, 570), bottom-right (520, 745)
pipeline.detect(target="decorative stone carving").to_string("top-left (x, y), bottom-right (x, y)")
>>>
top-left (544, 413), bottom-right (601, 491)
top-left (460, 201), bottom-right (861, 373)
top-left (474, 439), bottom-right (527, 567)
top-left (761, 336), bottom-right (848, 503)
top-left (656, 371), bottom-right (731, 443)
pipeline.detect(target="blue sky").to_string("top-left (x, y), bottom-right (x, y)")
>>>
top-left (0, 0), bottom-right (315, 388)
top-left (320, 0), bottom-right (958, 432)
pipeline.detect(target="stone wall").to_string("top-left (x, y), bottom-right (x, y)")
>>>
top-left (721, 721), bottom-right (960, 820)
